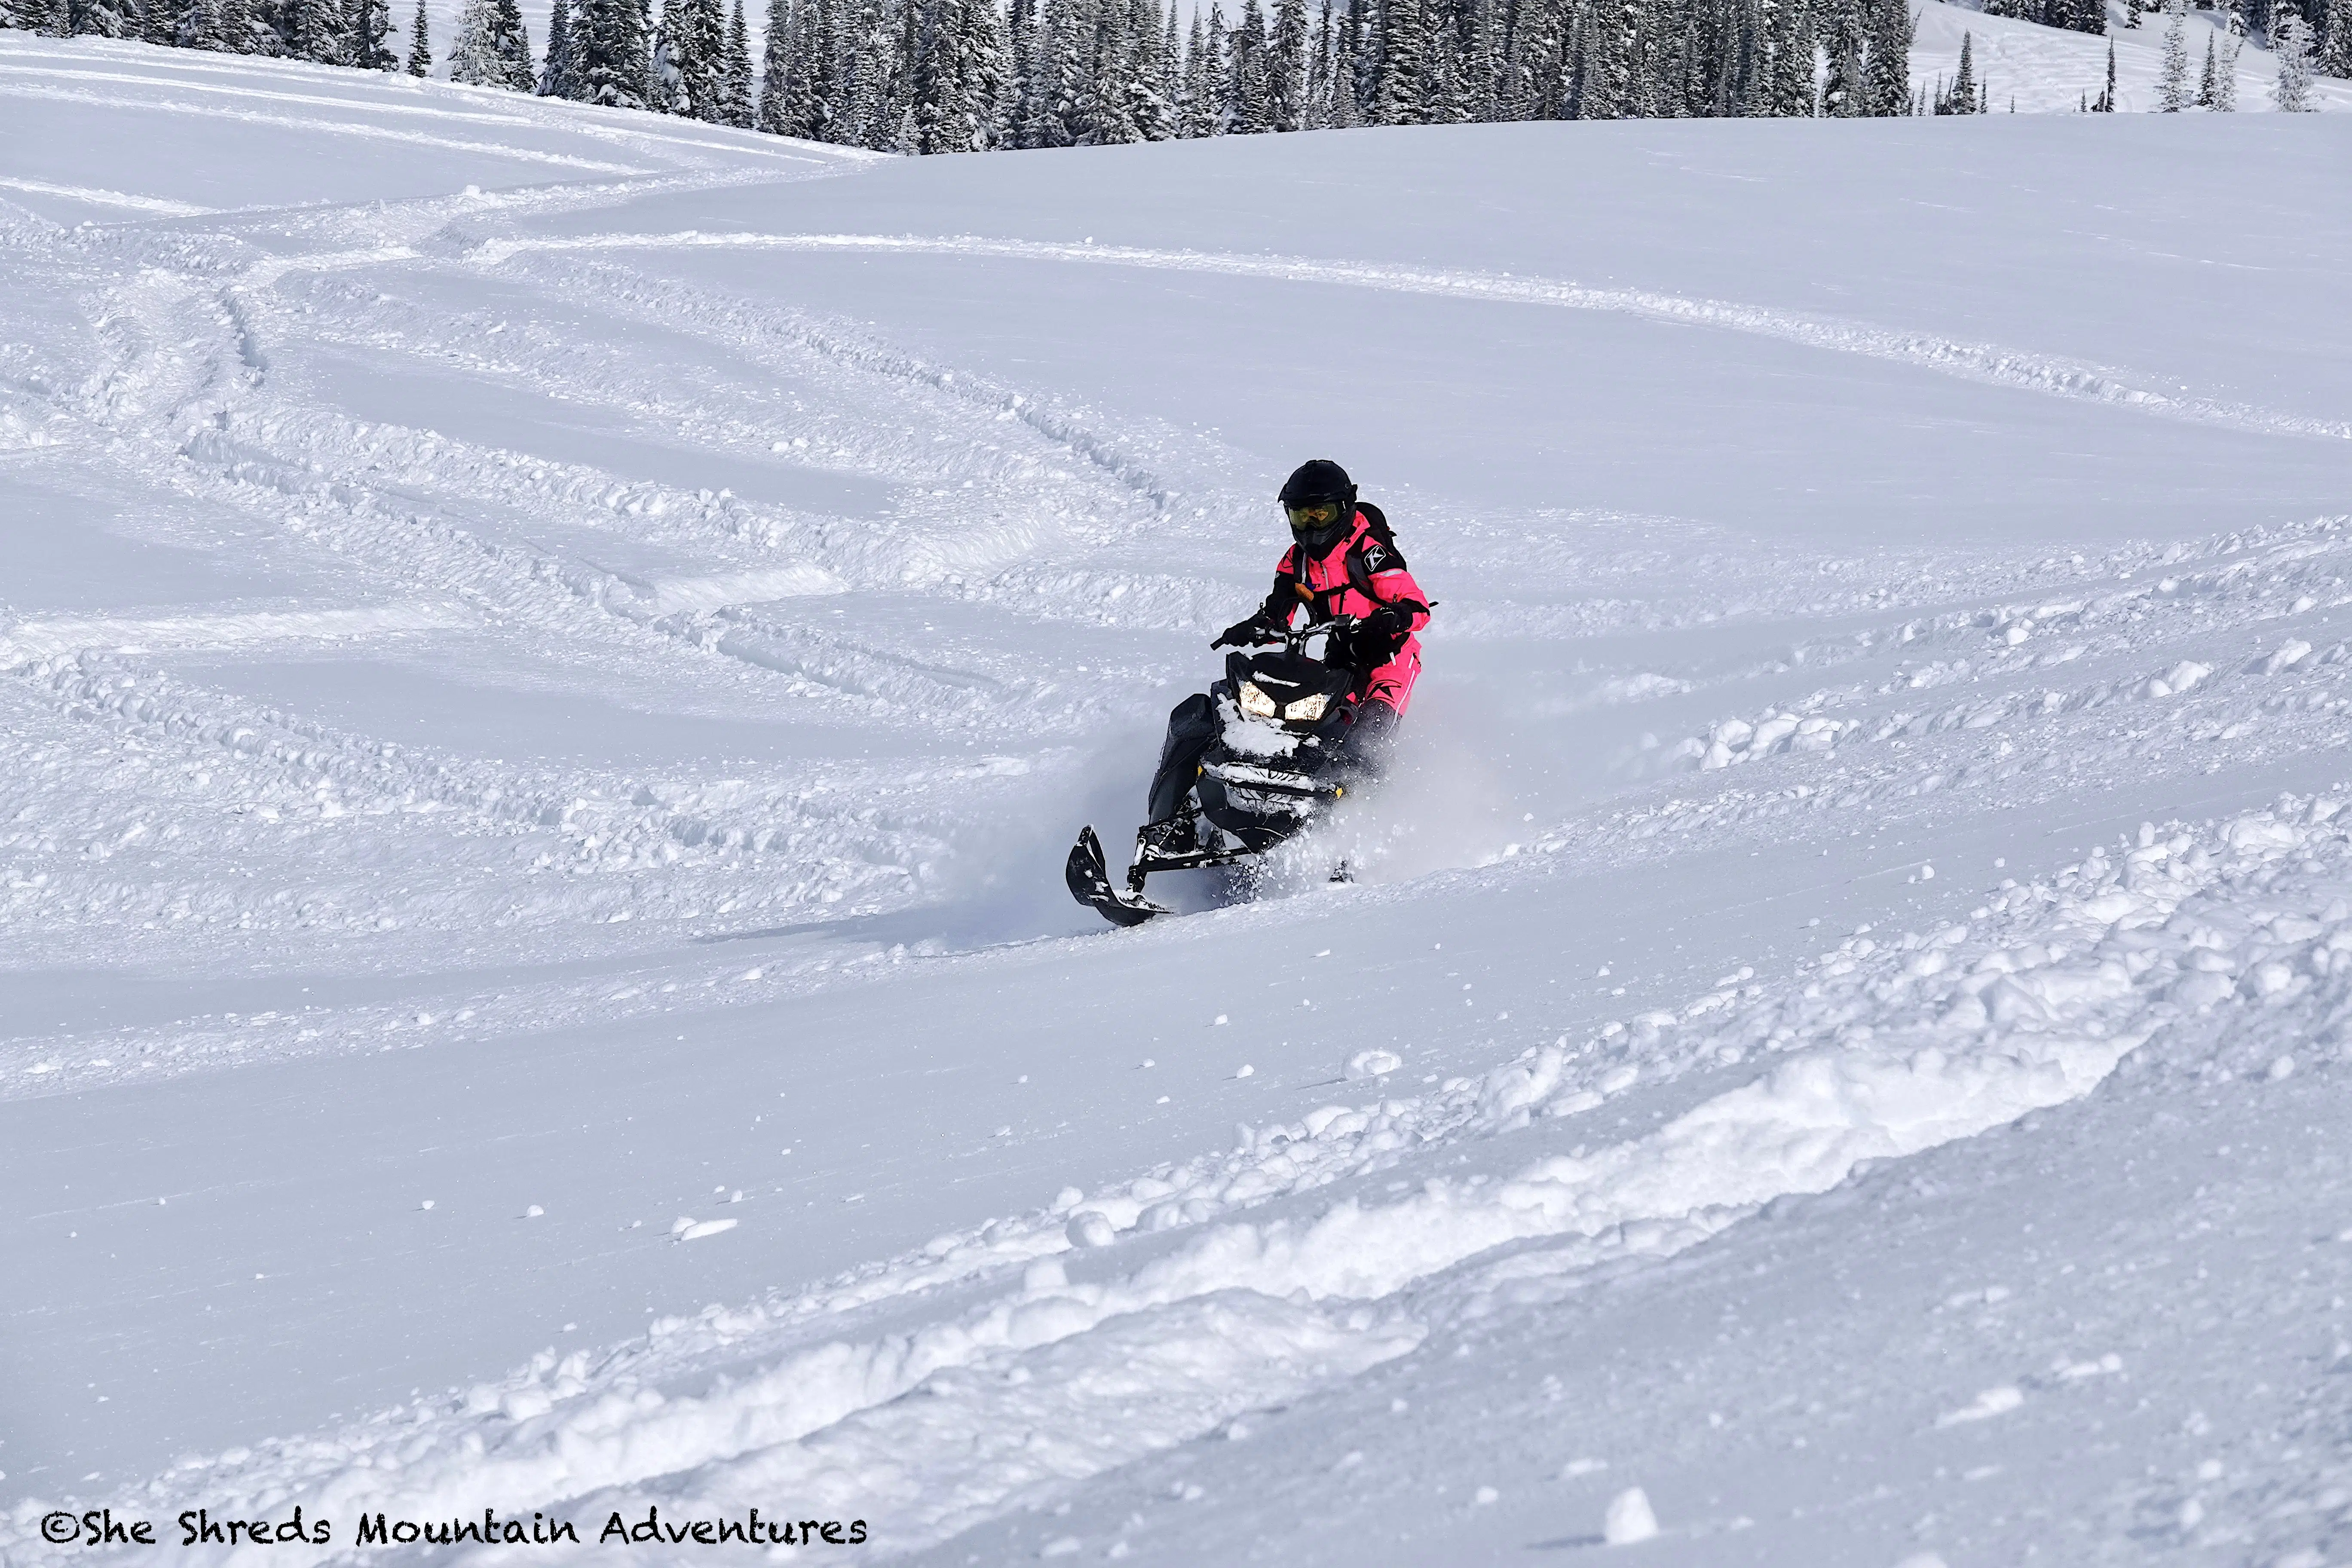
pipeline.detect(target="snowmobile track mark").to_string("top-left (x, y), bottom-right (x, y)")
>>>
top-left (469, 231), bottom-right (2352, 445)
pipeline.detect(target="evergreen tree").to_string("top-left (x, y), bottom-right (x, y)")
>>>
top-left (404, 0), bottom-right (429, 70)
top-left (1227, 0), bottom-right (1270, 126)
top-left (1087, 0), bottom-right (1140, 141)
top-left (2318, 0), bottom-right (2351, 75)
top-left (755, 0), bottom-right (793, 127)
top-left (2119, 0), bottom-right (2137, 28)
top-left (2096, 34), bottom-right (2114, 105)
top-left (286, 0), bottom-right (348, 59)
top-left (1764, 0), bottom-right (1814, 113)
top-left (540, 0), bottom-right (578, 92)
top-left (2270, 7), bottom-right (2315, 104)
top-left (1942, 29), bottom-right (1975, 109)
top-left (447, 0), bottom-right (532, 84)
top-left (2158, 0), bottom-right (2192, 107)
top-left (2196, 28), bottom-right (2214, 101)
top-left (68, 0), bottom-right (132, 37)
top-left (657, 0), bottom-right (727, 115)
top-left (1129, 0), bottom-right (1173, 137)
top-left (352, 0), bottom-right (394, 65)
top-left (574, 0), bottom-right (653, 105)
top-left (1180, 6), bottom-right (1219, 131)
top-left (1859, 0), bottom-right (1908, 112)
top-left (1819, 0), bottom-right (1861, 113)
top-left (2211, 23), bottom-right (2239, 104)
top-left (1005, 0), bottom-right (1037, 132)
top-left (1020, 0), bottom-right (1082, 142)
top-left (1376, 0), bottom-right (1428, 119)
top-left (721, 0), bottom-right (753, 122)
top-left (1266, 0), bottom-right (1306, 125)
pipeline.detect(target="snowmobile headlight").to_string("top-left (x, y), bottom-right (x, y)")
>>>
top-left (1238, 681), bottom-right (1279, 720)
top-left (1283, 692), bottom-right (1328, 723)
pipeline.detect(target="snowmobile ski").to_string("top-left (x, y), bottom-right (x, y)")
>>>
top-left (1066, 825), bottom-right (1167, 927)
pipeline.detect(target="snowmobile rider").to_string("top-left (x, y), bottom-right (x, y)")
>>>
top-left (1141, 459), bottom-right (1432, 853)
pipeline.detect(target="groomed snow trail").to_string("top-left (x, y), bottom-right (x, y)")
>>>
top-left (6, 34), bottom-right (2352, 1566)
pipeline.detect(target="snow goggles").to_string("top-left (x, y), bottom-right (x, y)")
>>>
top-left (1285, 500), bottom-right (1344, 530)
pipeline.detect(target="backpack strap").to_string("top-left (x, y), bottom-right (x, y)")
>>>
top-left (1343, 505), bottom-right (1411, 604)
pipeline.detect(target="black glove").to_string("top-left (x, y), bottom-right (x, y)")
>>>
top-left (1329, 606), bottom-right (1411, 671)
top-left (1212, 614), bottom-right (1280, 650)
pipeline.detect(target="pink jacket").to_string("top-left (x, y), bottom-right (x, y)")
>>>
top-left (1266, 505), bottom-right (1431, 715)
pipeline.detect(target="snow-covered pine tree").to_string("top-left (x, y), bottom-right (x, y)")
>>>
top-left (1128, 0), bottom-right (1172, 138)
top-left (1500, 0), bottom-right (1559, 116)
top-left (573, 0), bottom-right (653, 106)
top-left (1304, 0), bottom-right (1332, 121)
top-left (352, 0), bottom-right (394, 66)
top-left (1375, 0), bottom-right (1427, 119)
top-left (2119, 0), bottom-right (2137, 28)
top-left (540, 0), bottom-right (579, 92)
top-left (1819, 0), bottom-right (1861, 112)
top-left (1179, 5), bottom-right (1216, 132)
top-left (836, 0), bottom-right (886, 140)
top-left (1150, 0), bottom-right (1183, 131)
top-left (1266, 0), bottom-right (1306, 125)
top-left (2095, 33), bottom-right (2114, 105)
top-left (717, 0), bottom-right (751, 121)
top-left (1005, 0), bottom-right (1037, 131)
top-left (755, 0), bottom-right (792, 126)
top-left (885, 0), bottom-right (924, 139)
top-left (404, 0), bottom-right (428, 70)
top-left (1763, 0), bottom-right (1814, 113)
top-left (1859, 0), bottom-right (1908, 112)
top-left (1018, 0), bottom-right (1082, 142)
top-left (2212, 22), bottom-right (2239, 102)
top-left (650, 0), bottom-right (689, 109)
top-left (1226, 0), bottom-right (1270, 127)
top-left (910, 0), bottom-right (960, 145)
top-left (2270, 7), bottom-right (2316, 104)
top-left (1943, 29), bottom-right (1975, 109)
top-left (2158, 0), bottom-right (2191, 107)
top-left (68, 0), bottom-right (132, 36)
top-left (2196, 28), bottom-right (2215, 99)
top-left (2318, 0), bottom-right (2351, 75)
top-left (1581, 0), bottom-right (1638, 115)
top-left (1102, 0), bottom-right (1148, 141)
top-left (285, 0), bottom-right (348, 60)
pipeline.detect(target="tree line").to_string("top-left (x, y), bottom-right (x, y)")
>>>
top-left (6, 0), bottom-right (2344, 144)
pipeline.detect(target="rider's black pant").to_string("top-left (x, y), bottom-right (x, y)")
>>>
top-left (1145, 692), bottom-right (1400, 824)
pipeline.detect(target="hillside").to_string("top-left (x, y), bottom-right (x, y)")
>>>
top-left (6, 33), bottom-right (2352, 1565)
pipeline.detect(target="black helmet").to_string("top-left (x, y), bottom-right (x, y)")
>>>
top-left (1279, 459), bottom-right (1356, 555)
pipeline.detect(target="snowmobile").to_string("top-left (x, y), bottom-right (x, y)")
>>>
top-left (1066, 617), bottom-right (1368, 927)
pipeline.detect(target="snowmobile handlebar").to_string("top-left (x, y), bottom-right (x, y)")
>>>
top-left (1241, 616), bottom-right (1357, 652)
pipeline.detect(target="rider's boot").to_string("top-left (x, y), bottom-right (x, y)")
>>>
top-left (1137, 810), bottom-right (1200, 861)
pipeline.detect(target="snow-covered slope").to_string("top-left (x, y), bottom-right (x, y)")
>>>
top-left (6, 34), bottom-right (2352, 1565)
top-left (1911, 0), bottom-right (2352, 113)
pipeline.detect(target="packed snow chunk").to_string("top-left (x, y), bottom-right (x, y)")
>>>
top-left (1234, 1064), bottom-right (1255, 1079)
top-left (1562, 1458), bottom-right (1608, 1477)
top-left (1936, 1385), bottom-right (2024, 1426)
top-left (523, 1204), bottom-right (544, 1219)
top-left (1346, 1049), bottom-right (1403, 1080)
top-left (1893, 1557), bottom-right (1951, 1568)
top-left (1065, 1211), bottom-right (1118, 1249)
top-left (672, 1217), bottom-right (738, 1243)
top-left (1474, 1485), bottom-right (1499, 1505)
top-left (2269, 1055), bottom-right (2297, 1081)
top-left (1603, 1486), bottom-right (1660, 1544)
top-left (2258, 639), bottom-right (2314, 675)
